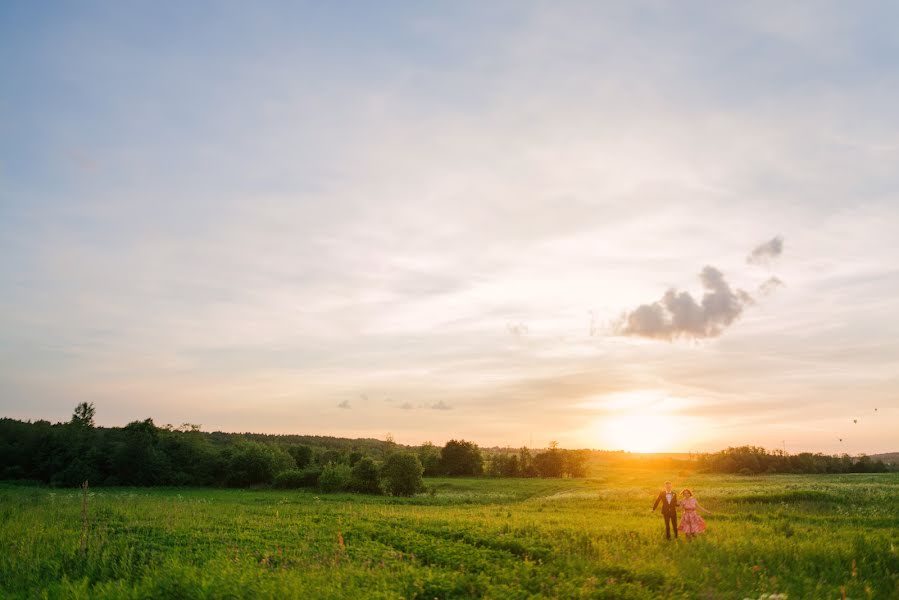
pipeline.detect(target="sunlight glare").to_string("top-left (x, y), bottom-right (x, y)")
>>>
top-left (599, 414), bottom-right (684, 453)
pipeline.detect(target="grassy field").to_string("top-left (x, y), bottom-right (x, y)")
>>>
top-left (1, 470), bottom-right (897, 599)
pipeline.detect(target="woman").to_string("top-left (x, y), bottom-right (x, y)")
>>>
top-left (678, 488), bottom-right (711, 540)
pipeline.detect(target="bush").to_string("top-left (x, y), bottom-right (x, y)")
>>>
top-left (274, 468), bottom-right (320, 489)
top-left (272, 466), bottom-right (322, 489)
top-left (350, 457), bottom-right (382, 494)
top-left (319, 462), bottom-right (352, 493)
top-left (381, 453), bottom-right (423, 497)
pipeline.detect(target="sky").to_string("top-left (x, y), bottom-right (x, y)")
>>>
top-left (1, 1), bottom-right (898, 453)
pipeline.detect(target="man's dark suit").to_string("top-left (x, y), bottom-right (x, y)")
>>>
top-left (652, 491), bottom-right (678, 539)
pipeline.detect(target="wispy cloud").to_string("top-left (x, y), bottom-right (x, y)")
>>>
top-left (507, 322), bottom-right (528, 337)
top-left (747, 236), bottom-right (784, 266)
top-left (759, 276), bottom-right (785, 296)
top-left (1, 4), bottom-right (898, 453)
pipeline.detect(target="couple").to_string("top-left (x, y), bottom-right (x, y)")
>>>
top-left (652, 480), bottom-right (712, 541)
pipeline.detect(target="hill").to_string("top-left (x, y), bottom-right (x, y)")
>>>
top-left (871, 452), bottom-right (899, 464)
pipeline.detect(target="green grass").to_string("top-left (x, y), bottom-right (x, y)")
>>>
top-left (1, 471), bottom-right (897, 599)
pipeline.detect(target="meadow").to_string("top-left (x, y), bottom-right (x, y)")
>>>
top-left (1, 469), bottom-right (897, 599)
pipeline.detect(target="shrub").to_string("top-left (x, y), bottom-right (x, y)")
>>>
top-left (381, 453), bottom-right (423, 497)
top-left (350, 457), bottom-right (382, 494)
top-left (319, 462), bottom-right (352, 493)
top-left (274, 468), bottom-right (317, 489)
top-left (271, 466), bottom-right (322, 489)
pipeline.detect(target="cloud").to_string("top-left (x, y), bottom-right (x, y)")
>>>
top-left (399, 402), bottom-right (413, 410)
top-left (507, 322), bottom-right (529, 337)
top-left (747, 236), bottom-right (784, 265)
top-left (616, 266), bottom-right (754, 341)
top-left (337, 399), bottom-right (351, 409)
top-left (430, 400), bottom-right (453, 410)
top-left (759, 276), bottom-right (785, 296)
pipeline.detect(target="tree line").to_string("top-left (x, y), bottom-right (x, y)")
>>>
top-left (2, 406), bottom-right (891, 494)
top-left (0, 405), bottom-right (590, 494)
top-left (698, 446), bottom-right (890, 474)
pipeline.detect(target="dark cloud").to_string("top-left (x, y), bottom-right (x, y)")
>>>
top-left (430, 400), bottom-right (453, 410)
top-left (747, 236), bottom-right (784, 265)
top-left (337, 399), bottom-right (351, 409)
top-left (616, 266), bottom-right (753, 341)
top-left (399, 402), bottom-right (413, 410)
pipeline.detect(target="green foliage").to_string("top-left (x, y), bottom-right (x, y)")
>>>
top-left (273, 469), bottom-right (307, 489)
top-left (226, 442), bottom-right (293, 487)
top-left (533, 447), bottom-right (564, 478)
top-left (350, 457), bottom-right (382, 494)
top-left (700, 446), bottom-right (890, 475)
top-left (272, 466), bottom-right (322, 489)
top-left (1, 473), bottom-right (897, 599)
top-left (286, 444), bottom-right (313, 469)
top-left (318, 463), bottom-right (352, 492)
top-left (316, 449), bottom-right (346, 466)
top-left (439, 439), bottom-right (483, 476)
top-left (1, 408), bottom-right (892, 494)
top-left (488, 448), bottom-right (589, 478)
top-left (382, 452), bottom-right (424, 496)
top-left (417, 442), bottom-right (442, 476)
top-left (110, 419), bottom-right (169, 486)
top-left (70, 402), bottom-right (96, 428)
top-left (518, 447), bottom-right (536, 477)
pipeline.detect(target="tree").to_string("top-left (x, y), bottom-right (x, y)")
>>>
top-left (111, 419), bottom-right (169, 486)
top-left (533, 447), bottom-right (564, 478)
top-left (488, 453), bottom-right (520, 477)
top-left (381, 453), bottom-right (423, 496)
top-left (319, 462), bottom-right (352, 492)
top-left (159, 426), bottom-right (220, 486)
top-left (287, 444), bottom-right (313, 469)
top-left (226, 441), bottom-right (293, 487)
top-left (70, 402), bottom-right (96, 428)
top-left (417, 442), bottom-right (442, 476)
top-left (518, 447), bottom-right (536, 477)
top-left (316, 448), bottom-right (346, 466)
top-left (350, 457), bottom-right (382, 494)
top-left (439, 439), bottom-right (483, 476)
top-left (563, 450), bottom-right (589, 478)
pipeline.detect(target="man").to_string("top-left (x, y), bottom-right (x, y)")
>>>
top-left (652, 480), bottom-right (678, 540)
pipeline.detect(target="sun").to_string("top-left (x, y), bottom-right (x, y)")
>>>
top-left (599, 414), bottom-right (683, 453)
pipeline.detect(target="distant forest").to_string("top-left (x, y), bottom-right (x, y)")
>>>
top-left (0, 404), bottom-right (892, 493)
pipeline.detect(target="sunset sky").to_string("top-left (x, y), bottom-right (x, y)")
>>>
top-left (2, 2), bottom-right (897, 453)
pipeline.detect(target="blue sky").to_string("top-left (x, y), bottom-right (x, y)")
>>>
top-left (2, 2), bottom-right (898, 452)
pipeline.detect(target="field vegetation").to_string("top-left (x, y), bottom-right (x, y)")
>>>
top-left (1, 469), bottom-right (897, 599)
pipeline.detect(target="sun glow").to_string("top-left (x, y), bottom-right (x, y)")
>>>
top-left (599, 414), bottom-right (684, 453)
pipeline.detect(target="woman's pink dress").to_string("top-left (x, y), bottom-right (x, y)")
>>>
top-left (678, 497), bottom-right (707, 534)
